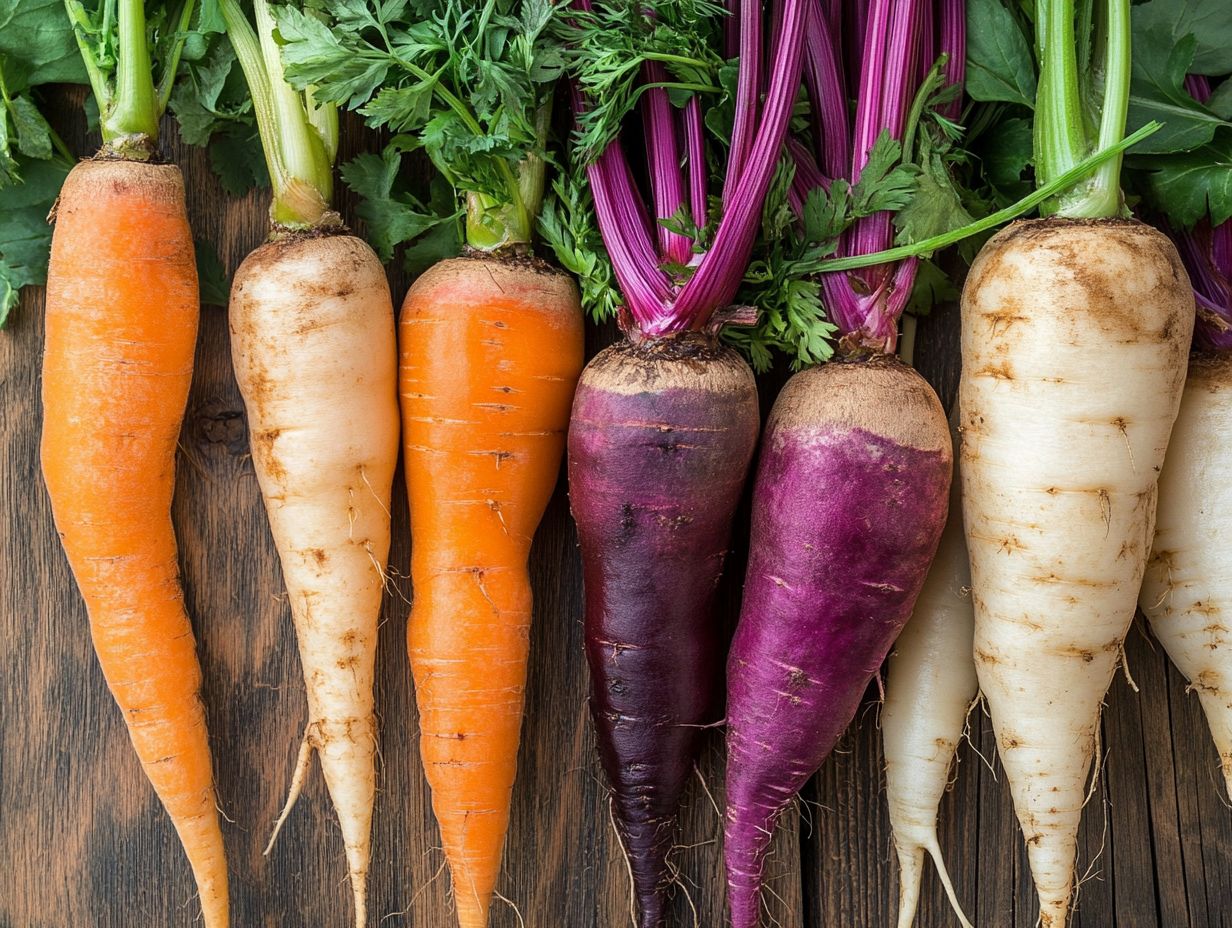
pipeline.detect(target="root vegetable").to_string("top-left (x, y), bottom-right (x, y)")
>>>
top-left (960, 218), bottom-right (1192, 927)
top-left (570, 336), bottom-right (759, 925)
top-left (42, 157), bottom-right (230, 928)
top-left (400, 257), bottom-right (583, 928)
top-left (1139, 353), bottom-right (1232, 800)
top-left (724, 360), bottom-right (951, 928)
top-left (229, 234), bottom-right (398, 925)
top-left (883, 423), bottom-right (977, 928)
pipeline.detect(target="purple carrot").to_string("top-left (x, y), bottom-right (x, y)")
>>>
top-left (566, 2), bottom-right (805, 925)
top-left (570, 339), bottom-right (759, 928)
top-left (723, 2), bottom-right (962, 924)
top-left (723, 361), bottom-right (951, 927)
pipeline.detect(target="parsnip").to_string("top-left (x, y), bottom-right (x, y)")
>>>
top-left (220, 2), bottom-right (403, 920)
top-left (230, 234), bottom-right (399, 925)
top-left (883, 429), bottom-right (976, 928)
top-left (1140, 353), bottom-right (1232, 800)
top-left (960, 218), bottom-right (1192, 928)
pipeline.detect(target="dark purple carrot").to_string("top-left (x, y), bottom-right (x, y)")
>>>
top-left (722, 1), bottom-right (962, 924)
top-left (559, 1), bottom-right (806, 924)
top-left (570, 339), bottom-right (758, 925)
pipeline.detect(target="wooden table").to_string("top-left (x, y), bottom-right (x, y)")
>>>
top-left (2, 104), bottom-right (1230, 928)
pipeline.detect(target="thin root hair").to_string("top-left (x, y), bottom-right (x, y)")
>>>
top-left (381, 859), bottom-right (447, 923)
top-left (607, 795), bottom-right (638, 928)
top-left (693, 765), bottom-right (722, 822)
top-left (1075, 787), bottom-right (1111, 915)
top-left (664, 856), bottom-right (700, 928)
top-left (494, 891), bottom-right (527, 928)
top-left (1120, 644), bottom-right (1140, 693)
top-left (1083, 725), bottom-right (1108, 809)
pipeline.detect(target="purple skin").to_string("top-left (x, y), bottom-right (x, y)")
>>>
top-left (569, 337), bottom-right (760, 928)
top-left (722, 361), bottom-right (951, 928)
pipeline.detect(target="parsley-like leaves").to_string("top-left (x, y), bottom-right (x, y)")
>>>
top-left (274, 0), bottom-right (567, 251)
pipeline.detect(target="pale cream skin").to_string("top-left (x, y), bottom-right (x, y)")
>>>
top-left (1140, 353), bottom-right (1232, 801)
top-left (229, 233), bottom-right (400, 928)
top-left (883, 432), bottom-right (977, 928)
top-left (959, 219), bottom-right (1193, 928)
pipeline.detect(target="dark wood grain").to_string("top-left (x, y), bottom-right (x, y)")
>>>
top-left (1, 93), bottom-right (1229, 928)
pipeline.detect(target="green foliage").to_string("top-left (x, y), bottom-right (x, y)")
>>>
top-left (0, 1), bottom-right (82, 325)
top-left (1127, 30), bottom-right (1231, 154)
top-left (539, 173), bottom-right (621, 323)
top-left (556, 0), bottom-right (726, 162)
top-left (194, 238), bottom-right (230, 305)
top-left (965, 0), bottom-right (1036, 107)
top-left (1136, 143), bottom-right (1232, 227)
top-left (0, 157), bottom-right (69, 327)
top-left (274, 0), bottom-right (567, 248)
top-left (1122, 0), bottom-right (1232, 227)
top-left (0, 0), bottom-right (88, 86)
top-left (339, 139), bottom-right (462, 272)
top-left (169, 36), bottom-right (269, 194)
top-left (726, 132), bottom-right (929, 371)
top-left (974, 113), bottom-right (1033, 201)
top-left (1133, 0), bottom-right (1232, 77)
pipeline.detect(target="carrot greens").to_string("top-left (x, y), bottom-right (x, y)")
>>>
top-left (272, 0), bottom-right (567, 259)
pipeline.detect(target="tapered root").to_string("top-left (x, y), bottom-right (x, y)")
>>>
top-left (895, 844), bottom-right (924, 928)
top-left (894, 838), bottom-right (973, 928)
top-left (265, 730), bottom-right (314, 856)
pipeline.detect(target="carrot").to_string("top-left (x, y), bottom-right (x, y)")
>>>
top-left (42, 160), bottom-right (228, 924)
top-left (400, 257), bottom-right (583, 926)
top-left (40, 4), bottom-right (228, 924)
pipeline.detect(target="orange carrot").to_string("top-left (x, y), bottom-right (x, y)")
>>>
top-left (400, 256), bottom-right (583, 927)
top-left (41, 160), bottom-right (228, 928)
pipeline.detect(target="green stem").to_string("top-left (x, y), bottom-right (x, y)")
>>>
top-left (464, 100), bottom-right (554, 252)
top-left (48, 122), bottom-right (75, 164)
top-left (221, 0), bottom-right (335, 228)
top-left (815, 121), bottom-right (1159, 273)
top-left (1077, 0), bottom-right (1130, 218)
top-left (901, 56), bottom-right (949, 165)
top-left (64, 0), bottom-right (112, 120)
top-left (1034, 0), bottom-right (1086, 209)
top-left (103, 0), bottom-right (159, 151)
top-left (1035, 0), bottom-right (1131, 218)
top-left (157, 0), bottom-right (197, 113)
top-left (1, 62), bottom-right (74, 165)
top-left (304, 86), bottom-right (339, 166)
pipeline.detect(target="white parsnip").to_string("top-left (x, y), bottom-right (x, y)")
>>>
top-left (1140, 353), bottom-right (1232, 800)
top-left (960, 219), bottom-right (1192, 928)
top-left (883, 432), bottom-right (976, 928)
top-left (229, 233), bottom-right (400, 927)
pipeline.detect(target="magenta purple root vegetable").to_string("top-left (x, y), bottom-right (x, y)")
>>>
top-left (724, 361), bottom-right (951, 927)
top-left (722, 1), bottom-right (963, 923)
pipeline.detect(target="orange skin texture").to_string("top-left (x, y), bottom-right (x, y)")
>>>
top-left (400, 257), bottom-right (583, 928)
top-left (40, 160), bottom-right (228, 928)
